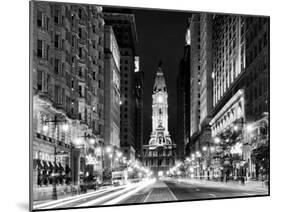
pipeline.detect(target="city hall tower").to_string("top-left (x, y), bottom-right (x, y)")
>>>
top-left (142, 62), bottom-right (176, 177)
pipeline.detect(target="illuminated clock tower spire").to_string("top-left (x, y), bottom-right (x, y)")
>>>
top-left (142, 61), bottom-right (176, 176)
top-left (149, 61), bottom-right (172, 146)
top-left (152, 61), bottom-right (169, 134)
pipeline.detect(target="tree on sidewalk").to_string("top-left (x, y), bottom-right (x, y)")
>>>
top-left (251, 143), bottom-right (269, 180)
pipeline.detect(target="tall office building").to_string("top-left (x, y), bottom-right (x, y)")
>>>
top-left (209, 15), bottom-right (269, 179)
top-left (177, 25), bottom-right (191, 160)
top-left (103, 12), bottom-right (138, 161)
top-left (31, 2), bottom-right (105, 200)
top-left (104, 25), bottom-right (121, 169)
top-left (134, 56), bottom-right (144, 160)
top-left (198, 13), bottom-right (213, 154)
top-left (189, 14), bottom-right (201, 153)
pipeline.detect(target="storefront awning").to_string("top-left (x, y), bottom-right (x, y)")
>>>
top-left (48, 161), bottom-right (55, 170)
top-left (43, 160), bottom-right (50, 169)
top-left (36, 159), bottom-right (44, 169)
top-left (58, 162), bottom-right (65, 171)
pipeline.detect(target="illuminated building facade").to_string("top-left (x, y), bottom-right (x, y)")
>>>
top-left (177, 24), bottom-right (191, 160)
top-left (190, 14), bottom-right (201, 153)
top-left (31, 2), bottom-right (105, 200)
top-left (104, 25), bottom-right (121, 169)
top-left (134, 57), bottom-right (144, 160)
top-left (142, 64), bottom-right (176, 177)
top-left (104, 12), bottom-right (138, 161)
top-left (210, 15), bottom-right (269, 180)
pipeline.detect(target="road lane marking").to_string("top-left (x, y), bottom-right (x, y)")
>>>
top-left (103, 180), bottom-right (154, 205)
top-left (209, 193), bottom-right (216, 197)
top-left (34, 186), bottom-right (126, 209)
top-left (143, 189), bottom-right (154, 202)
top-left (166, 186), bottom-right (177, 201)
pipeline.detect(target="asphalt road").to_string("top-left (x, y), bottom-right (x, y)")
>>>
top-left (33, 179), bottom-right (268, 210)
top-left (121, 179), bottom-right (268, 203)
top-left (163, 180), bottom-right (268, 201)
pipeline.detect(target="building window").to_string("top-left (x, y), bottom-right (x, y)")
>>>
top-left (54, 10), bottom-right (59, 24)
top-left (54, 34), bottom-right (59, 48)
top-left (46, 45), bottom-right (49, 60)
top-left (37, 11), bottom-right (43, 27)
top-left (54, 85), bottom-right (59, 103)
top-left (78, 8), bottom-right (82, 19)
top-left (78, 28), bottom-right (82, 38)
top-left (54, 59), bottom-right (59, 75)
top-left (79, 85), bottom-right (82, 97)
top-left (37, 70), bottom-right (43, 91)
top-left (37, 40), bottom-right (43, 58)
top-left (79, 47), bottom-right (82, 58)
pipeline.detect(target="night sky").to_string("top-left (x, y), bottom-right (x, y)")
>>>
top-left (133, 9), bottom-right (191, 144)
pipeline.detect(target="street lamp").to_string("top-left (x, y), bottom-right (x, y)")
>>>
top-left (106, 146), bottom-right (113, 154)
top-left (214, 137), bottom-right (220, 144)
top-left (43, 115), bottom-right (69, 200)
top-left (246, 124), bottom-right (253, 133)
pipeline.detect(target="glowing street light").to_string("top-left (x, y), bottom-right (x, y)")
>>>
top-left (246, 124), bottom-right (253, 132)
top-left (43, 125), bottom-right (49, 132)
top-left (62, 123), bottom-right (69, 132)
top-left (214, 137), bottom-right (220, 144)
top-left (74, 137), bottom-right (83, 146)
top-left (95, 147), bottom-right (101, 155)
top-left (234, 125), bottom-right (239, 131)
top-left (106, 146), bottom-right (112, 154)
top-left (202, 146), bottom-right (207, 152)
top-left (89, 138), bottom-right (95, 145)
top-left (116, 151), bottom-right (122, 158)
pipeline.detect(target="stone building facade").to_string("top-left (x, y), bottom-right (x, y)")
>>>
top-left (31, 1), bottom-right (105, 200)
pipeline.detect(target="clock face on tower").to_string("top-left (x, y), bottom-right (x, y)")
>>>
top-left (157, 95), bottom-right (163, 103)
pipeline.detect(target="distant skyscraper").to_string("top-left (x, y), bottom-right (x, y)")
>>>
top-left (177, 24), bottom-right (191, 160)
top-left (104, 25), bottom-right (121, 169)
top-left (198, 13), bottom-right (213, 155)
top-left (104, 12), bottom-right (138, 161)
top-left (190, 14), bottom-right (201, 153)
top-left (143, 63), bottom-right (176, 177)
top-left (134, 57), bottom-right (144, 160)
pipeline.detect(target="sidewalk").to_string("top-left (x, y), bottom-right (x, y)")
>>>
top-left (176, 178), bottom-right (268, 193)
